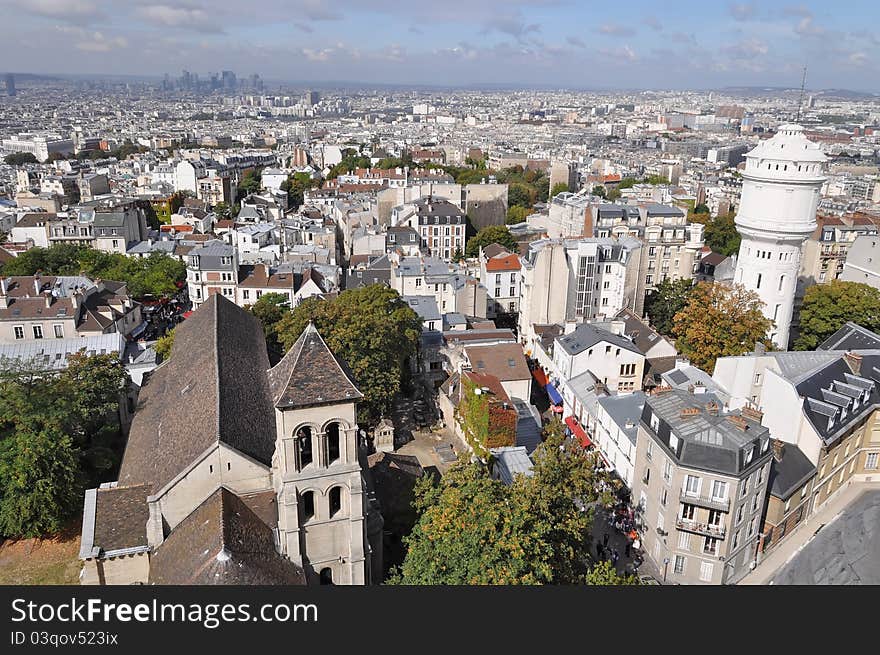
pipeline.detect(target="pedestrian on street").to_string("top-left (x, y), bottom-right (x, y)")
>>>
top-left (603, 533), bottom-right (609, 546)
top-left (611, 549), bottom-right (619, 567)
top-left (625, 541), bottom-right (632, 558)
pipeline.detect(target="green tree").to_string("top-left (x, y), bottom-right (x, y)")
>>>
top-left (237, 168), bottom-right (263, 196)
top-left (645, 278), bottom-right (694, 336)
top-left (390, 420), bottom-right (619, 585)
top-left (155, 329), bottom-right (175, 362)
top-left (644, 174), bottom-right (667, 185)
top-left (4, 152), bottom-right (38, 165)
top-left (249, 292), bottom-right (291, 364)
top-left (465, 225), bottom-right (518, 258)
top-left (704, 211), bottom-right (741, 257)
top-left (551, 182), bottom-right (569, 197)
top-left (274, 285), bottom-right (422, 424)
top-left (693, 203), bottom-right (710, 214)
top-left (508, 182), bottom-right (534, 208)
top-left (283, 171), bottom-right (318, 208)
top-left (673, 282), bottom-right (773, 372)
top-left (213, 202), bottom-right (232, 218)
top-left (606, 188), bottom-right (621, 202)
top-left (795, 280), bottom-right (880, 350)
top-left (506, 205), bottom-right (530, 224)
top-left (0, 423), bottom-right (82, 538)
top-left (592, 185), bottom-right (606, 198)
top-left (585, 560), bottom-right (640, 585)
top-left (170, 190), bottom-right (194, 215)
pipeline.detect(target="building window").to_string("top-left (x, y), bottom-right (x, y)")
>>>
top-left (663, 459), bottom-right (672, 482)
top-left (301, 491), bottom-right (315, 522)
top-left (711, 480), bottom-right (728, 501)
top-left (326, 422), bottom-right (341, 465)
top-left (699, 562), bottom-right (714, 583)
top-left (650, 412), bottom-right (659, 432)
top-left (736, 504), bottom-right (745, 524)
top-left (684, 474), bottom-right (700, 496)
top-left (867, 452), bottom-right (879, 469)
top-left (220, 256), bottom-right (232, 266)
top-left (756, 273), bottom-right (762, 289)
top-left (661, 489), bottom-right (668, 506)
top-left (53, 324), bottom-right (63, 339)
top-left (13, 326), bottom-right (24, 340)
top-left (329, 486), bottom-right (342, 517)
top-left (33, 325), bottom-right (43, 339)
top-left (243, 290), bottom-right (250, 300)
top-left (703, 537), bottom-right (718, 556)
top-left (680, 504), bottom-right (696, 521)
top-left (674, 555), bottom-right (685, 574)
top-left (678, 531), bottom-right (690, 550)
top-left (296, 427), bottom-right (313, 470)
top-left (732, 530), bottom-right (740, 549)
top-left (646, 440), bottom-right (653, 461)
top-left (415, 278), bottom-right (422, 288)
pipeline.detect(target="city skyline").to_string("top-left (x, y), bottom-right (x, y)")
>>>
top-left (3, 1), bottom-right (879, 92)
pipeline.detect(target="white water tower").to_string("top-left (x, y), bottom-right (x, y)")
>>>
top-left (733, 124), bottom-right (826, 348)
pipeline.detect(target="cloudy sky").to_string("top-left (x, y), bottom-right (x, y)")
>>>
top-left (3, 0), bottom-right (879, 90)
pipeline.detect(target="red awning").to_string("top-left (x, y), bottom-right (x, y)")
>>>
top-left (182, 311), bottom-right (194, 319)
top-left (532, 367), bottom-right (548, 387)
top-left (565, 416), bottom-right (592, 448)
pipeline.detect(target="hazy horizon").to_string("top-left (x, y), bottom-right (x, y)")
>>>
top-left (2, 1), bottom-right (878, 93)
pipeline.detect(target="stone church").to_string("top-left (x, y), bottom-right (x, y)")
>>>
top-left (79, 293), bottom-right (383, 585)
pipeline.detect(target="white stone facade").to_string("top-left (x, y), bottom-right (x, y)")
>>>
top-left (733, 125), bottom-right (827, 348)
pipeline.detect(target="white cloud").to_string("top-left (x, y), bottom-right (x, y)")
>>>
top-left (18, 0), bottom-right (102, 23)
top-left (135, 5), bottom-right (223, 34)
top-left (598, 23), bottom-right (636, 37)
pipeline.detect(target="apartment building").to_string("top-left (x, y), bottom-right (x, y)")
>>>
top-left (187, 241), bottom-right (237, 307)
top-left (397, 197), bottom-right (466, 261)
top-left (552, 322), bottom-right (645, 395)
top-left (390, 256), bottom-right (487, 318)
top-left (479, 245), bottom-right (521, 317)
top-left (631, 388), bottom-right (773, 585)
top-left (518, 237), bottom-right (642, 349)
top-left (800, 215), bottom-right (878, 288)
top-left (0, 275), bottom-right (142, 343)
top-left (592, 203), bottom-right (704, 316)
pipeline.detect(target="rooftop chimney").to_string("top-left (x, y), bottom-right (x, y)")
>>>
top-left (34, 277), bottom-right (42, 295)
top-left (45, 293), bottom-right (52, 308)
top-left (705, 401), bottom-right (719, 415)
top-left (844, 351), bottom-right (862, 376)
top-left (0, 277), bottom-right (7, 296)
top-left (771, 439), bottom-right (785, 462)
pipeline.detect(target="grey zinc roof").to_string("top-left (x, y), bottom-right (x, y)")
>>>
top-left (191, 241), bottom-right (234, 257)
top-left (768, 442), bottom-right (816, 499)
top-left (661, 364), bottom-right (731, 403)
top-left (642, 389), bottom-right (771, 476)
top-left (0, 333), bottom-right (124, 372)
top-left (556, 322), bottom-right (641, 357)
top-left (490, 446), bottom-right (534, 484)
top-left (818, 322), bottom-right (880, 351)
top-left (598, 391), bottom-right (646, 447)
top-left (402, 295), bottom-right (441, 323)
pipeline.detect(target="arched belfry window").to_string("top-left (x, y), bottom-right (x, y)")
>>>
top-left (326, 422), bottom-right (341, 465)
top-left (296, 426), bottom-right (313, 470)
top-left (329, 486), bottom-right (343, 517)
top-left (301, 491), bottom-right (315, 521)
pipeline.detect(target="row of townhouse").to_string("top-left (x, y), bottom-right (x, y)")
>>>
top-left (186, 241), bottom-right (336, 310)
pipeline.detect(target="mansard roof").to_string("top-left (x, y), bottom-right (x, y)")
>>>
top-left (267, 321), bottom-right (363, 409)
top-left (118, 293), bottom-right (277, 492)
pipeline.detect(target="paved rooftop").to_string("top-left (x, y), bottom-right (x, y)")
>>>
top-left (771, 489), bottom-right (880, 585)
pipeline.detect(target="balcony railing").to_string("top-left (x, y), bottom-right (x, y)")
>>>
top-left (679, 491), bottom-right (730, 512)
top-left (676, 518), bottom-right (726, 539)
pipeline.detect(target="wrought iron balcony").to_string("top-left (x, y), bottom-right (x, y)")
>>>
top-left (676, 518), bottom-right (726, 539)
top-left (679, 491), bottom-right (730, 512)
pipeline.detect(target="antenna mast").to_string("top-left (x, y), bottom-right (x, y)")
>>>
top-left (796, 66), bottom-right (807, 123)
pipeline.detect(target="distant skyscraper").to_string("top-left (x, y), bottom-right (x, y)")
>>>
top-left (304, 90), bottom-right (320, 106)
top-left (221, 70), bottom-right (237, 90)
top-left (733, 124), bottom-right (827, 348)
top-left (5, 73), bottom-right (15, 97)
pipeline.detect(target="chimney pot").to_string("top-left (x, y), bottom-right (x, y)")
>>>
top-left (771, 439), bottom-right (785, 462)
top-left (844, 351), bottom-right (862, 375)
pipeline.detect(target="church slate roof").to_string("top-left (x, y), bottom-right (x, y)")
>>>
top-left (149, 487), bottom-right (306, 585)
top-left (91, 484), bottom-right (151, 553)
top-left (118, 293), bottom-right (277, 492)
top-left (267, 322), bottom-right (363, 409)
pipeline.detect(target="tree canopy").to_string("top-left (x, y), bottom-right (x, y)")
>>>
top-left (0, 353), bottom-right (129, 537)
top-left (550, 182), bottom-right (569, 197)
top-left (237, 168), bottom-right (263, 196)
top-left (673, 282), bottom-right (772, 372)
top-left (645, 278), bottom-right (693, 336)
top-left (274, 285), bottom-right (422, 425)
top-left (465, 225), bottom-right (518, 258)
top-left (248, 292), bottom-right (291, 365)
top-left (4, 152), bottom-right (39, 165)
top-left (795, 280), bottom-right (880, 350)
top-left (506, 205), bottom-right (531, 225)
top-left (389, 420), bottom-right (627, 585)
top-left (0, 245), bottom-right (185, 298)
top-left (704, 211), bottom-right (741, 257)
